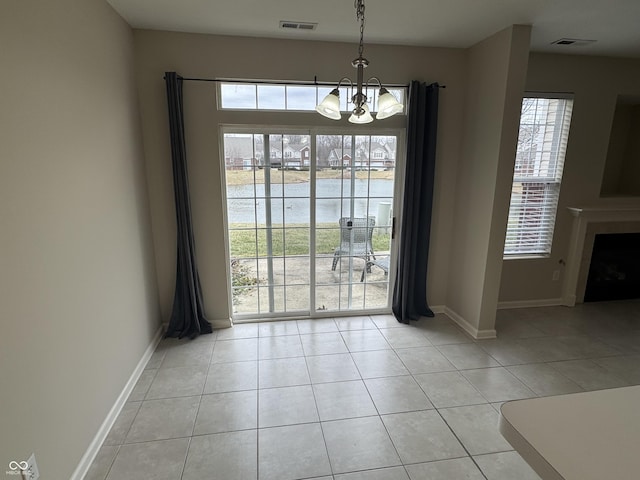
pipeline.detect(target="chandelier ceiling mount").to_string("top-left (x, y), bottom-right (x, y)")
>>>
top-left (315, 0), bottom-right (403, 124)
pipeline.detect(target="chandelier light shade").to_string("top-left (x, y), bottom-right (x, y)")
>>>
top-left (316, 0), bottom-right (403, 122)
top-left (315, 88), bottom-right (342, 120)
top-left (348, 102), bottom-right (374, 124)
top-left (376, 87), bottom-right (405, 119)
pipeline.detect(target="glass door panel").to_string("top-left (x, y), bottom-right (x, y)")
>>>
top-left (224, 130), bottom-right (398, 319)
top-left (224, 132), bottom-right (311, 318)
top-left (314, 134), bottom-right (397, 313)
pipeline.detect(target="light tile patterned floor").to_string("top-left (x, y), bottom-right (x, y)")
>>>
top-left (86, 300), bottom-right (640, 479)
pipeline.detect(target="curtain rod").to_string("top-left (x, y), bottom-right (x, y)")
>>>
top-left (170, 76), bottom-right (446, 89)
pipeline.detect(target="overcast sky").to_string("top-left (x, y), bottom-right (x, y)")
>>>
top-left (220, 83), bottom-right (403, 112)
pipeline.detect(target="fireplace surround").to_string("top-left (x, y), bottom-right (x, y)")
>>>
top-left (562, 206), bottom-right (640, 305)
top-left (584, 232), bottom-right (640, 302)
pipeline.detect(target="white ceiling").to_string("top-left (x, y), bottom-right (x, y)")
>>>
top-left (107, 0), bottom-right (640, 58)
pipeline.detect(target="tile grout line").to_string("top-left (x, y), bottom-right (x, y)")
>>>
top-left (180, 335), bottom-right (217, 477)
top-left (357, 316), bottom-right (406, 472)
top-left (98, 444), bottom-right (121, 480)
top-left (178, 436), bottom-right (192, 480)
top-left (256, 335), bottom-right (261, 480)
top-left (429, 403), bottom-right (491, 480)
top-left (386, 319), bottom-right (495, 479)
top-left (301, 325), bottom-right (335, 478)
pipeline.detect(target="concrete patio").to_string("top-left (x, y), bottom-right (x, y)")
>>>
top-left (232, 254), bottom-right (391, 315)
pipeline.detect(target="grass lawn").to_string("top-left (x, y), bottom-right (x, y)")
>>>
top-left (229, 223), bottom-right (390, 257)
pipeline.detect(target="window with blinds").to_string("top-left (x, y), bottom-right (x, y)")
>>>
top-left (504, 96), bottom-right (574, 256)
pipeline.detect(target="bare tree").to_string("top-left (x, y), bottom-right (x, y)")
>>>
top-left (316, 135), bottom-right (348, 168)
top-left (515, 98), bottom-right (540, 177)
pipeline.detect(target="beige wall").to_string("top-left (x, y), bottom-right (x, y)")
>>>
top-left (133, 30), bottom-right (468, 322)
top-left (446, 26), bottom-right (531, 334)
top-left (0, 1), bottom-right (160, 478)
top-left (618, 105), bottom-right (640, 195)
top-left (499, 53), bottom-right (640, 303)
top-left (601, 103), bottom-right (633, 195)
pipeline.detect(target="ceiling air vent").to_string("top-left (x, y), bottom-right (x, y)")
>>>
top-left (280, 21), bottom-right (318, 31)
top-left (551, 38), bottom-right (597, 47)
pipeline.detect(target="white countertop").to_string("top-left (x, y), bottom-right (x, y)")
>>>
top-left (499, 386), bottom-right (640, 480)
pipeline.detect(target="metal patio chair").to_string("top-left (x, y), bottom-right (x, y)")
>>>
top-left (331, 217), bottom-right (376, 271)
top-left (361, 256), bottom-right (389, 281)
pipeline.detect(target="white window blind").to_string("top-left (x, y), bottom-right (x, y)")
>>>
top-left (504, 96), bottom-right (573, 256)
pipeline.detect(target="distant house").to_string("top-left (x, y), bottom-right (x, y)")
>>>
top-left (366, 141), bottom-right (396, 169)
top-left (328, 149), bottom-right (352, 168)
top-left (224, 136), bottom-right (261, 170)
top-left (327, 141), bottom-right (395, 169)
top-left (224, 136), bottom-right (312, 170)
top-left (225, 136), bottom-right (394, 170)
top-left (275, 143), bottom-right (311, 169)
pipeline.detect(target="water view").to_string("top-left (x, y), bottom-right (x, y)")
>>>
top-left (227, 178), bottom-right (394, 224)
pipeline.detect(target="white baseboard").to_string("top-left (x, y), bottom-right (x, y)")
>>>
top-left (497, 298), bottom-right (564, 310)
top-left (163, 318), bottom-right (231, 330)
top-left (70, 324), bottom-right (165, 480)
top-left (429, 305), bottom-right (446, 314)
top-left (444, 307), bottom-right (497, 340)
top-left (212, 318), bottom-right (232, 329)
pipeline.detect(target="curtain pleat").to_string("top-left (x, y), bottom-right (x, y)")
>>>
top-left (164, 72), bottom-right (213, 339)
top-left (392, 81), bottom-right (440, 324)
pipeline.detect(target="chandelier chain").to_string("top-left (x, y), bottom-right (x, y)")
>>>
top-left (355, 0), bottom-right (366, 59)
top-left (315, 0), bottom-right (404, 122)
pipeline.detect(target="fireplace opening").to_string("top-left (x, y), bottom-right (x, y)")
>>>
top-left (584, 233), bottom-right (640, 302)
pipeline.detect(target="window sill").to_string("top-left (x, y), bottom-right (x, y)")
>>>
top-left (503, 254), bottom-right (551, 261)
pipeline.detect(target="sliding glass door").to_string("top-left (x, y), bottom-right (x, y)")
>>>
top-left (223, 129), bottom-right (399, 320)
top-left (314, 134), bottom-right (396, 312)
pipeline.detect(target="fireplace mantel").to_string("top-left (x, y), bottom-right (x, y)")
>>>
top-left (567, 206), bottom-right (640, 222)
top-left (563, 206), bottom-right (640, 306)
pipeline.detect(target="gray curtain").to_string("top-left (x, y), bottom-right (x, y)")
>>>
top-left (392, 81), bottom-right (440, 324)
top-left (164, 72), bottom-right (212, 339)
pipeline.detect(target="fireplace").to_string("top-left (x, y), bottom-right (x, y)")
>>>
top-left (584, 233), bottom-right (640, 302)
top-left (562, 206), bottom-right (640, 305)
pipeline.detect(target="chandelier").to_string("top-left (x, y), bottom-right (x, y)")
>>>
top-left (315, 0), bottom-right (404, 124)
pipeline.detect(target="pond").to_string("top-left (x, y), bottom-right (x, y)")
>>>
top-left (226, 178), bottom-right (395, 224)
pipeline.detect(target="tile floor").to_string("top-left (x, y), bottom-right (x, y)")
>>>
top-left (86, 300), bottom-right (640, 479)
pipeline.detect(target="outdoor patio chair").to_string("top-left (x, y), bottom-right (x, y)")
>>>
top-left (331, 217), bottom-right (376, 271)
top-left (361, 256), bottom-right (389, 281)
